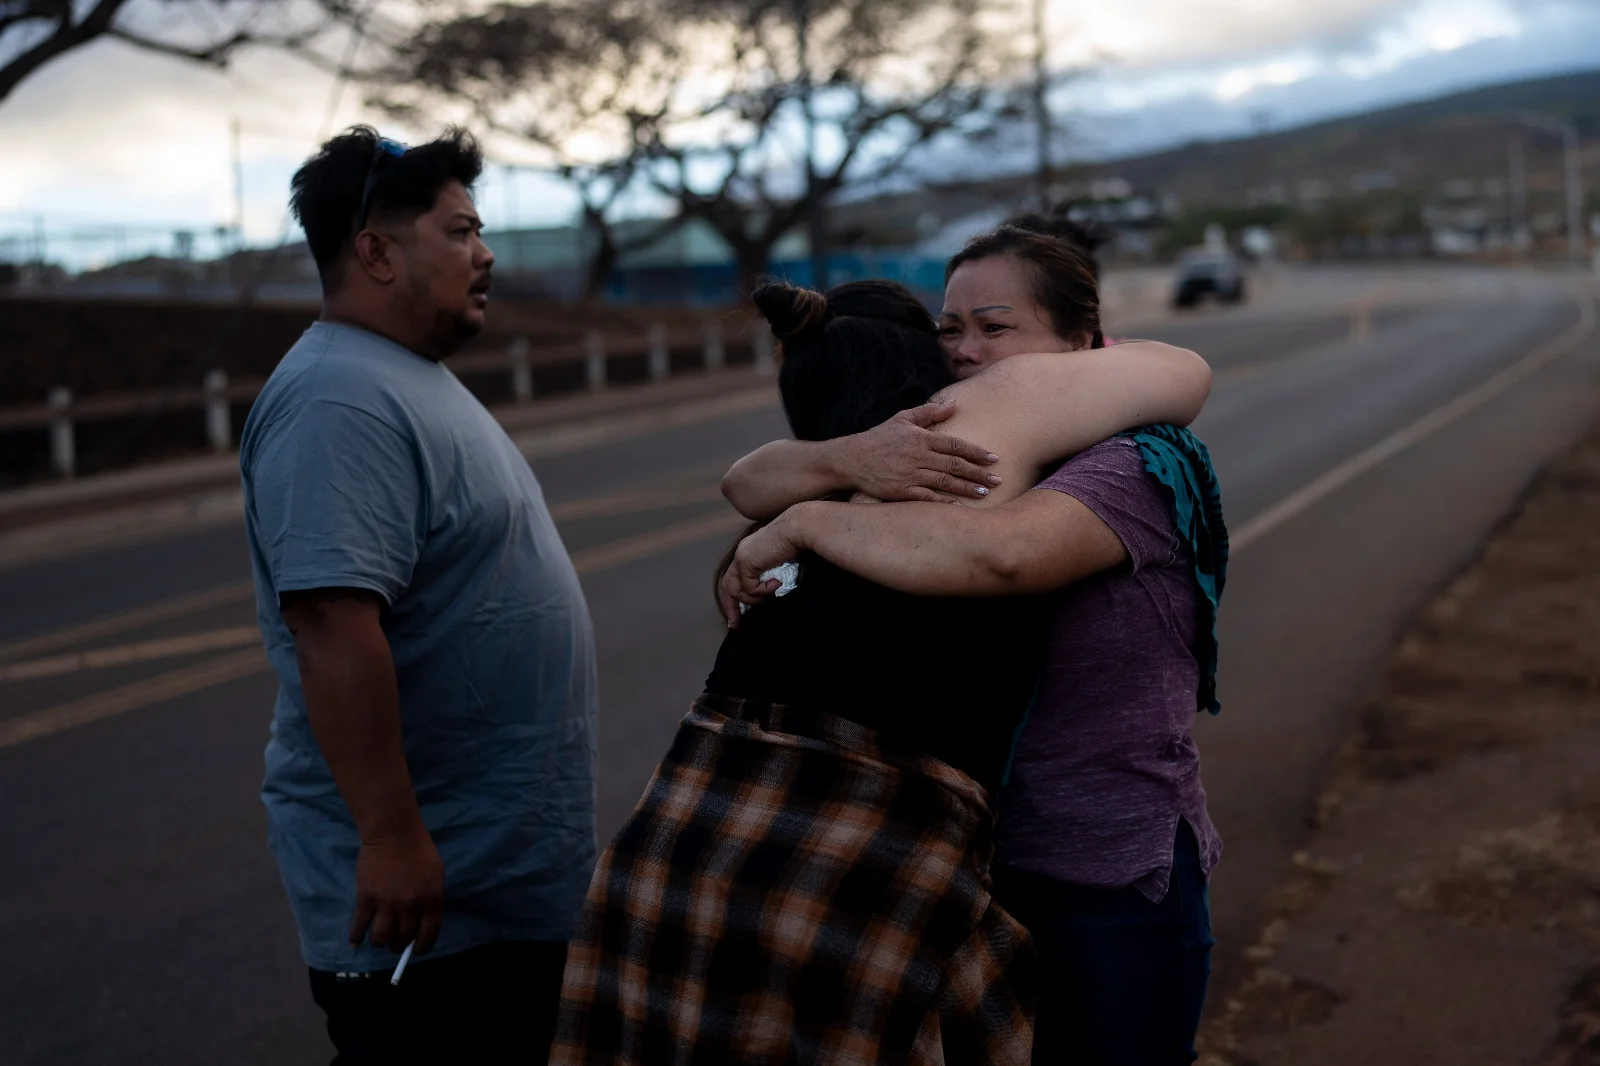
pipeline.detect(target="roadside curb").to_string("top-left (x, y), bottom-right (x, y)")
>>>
top-left (0, 370), bottom-right (778, 571)
top-left (0, 367), bottom-right (775, 534)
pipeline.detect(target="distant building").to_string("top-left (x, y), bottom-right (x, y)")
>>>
top-left (1297, 178), bottom-right (1333, 203)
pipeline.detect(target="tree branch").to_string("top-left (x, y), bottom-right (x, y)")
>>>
top-left (0, 0), bottom-right (125, 103)
top-left (368, 0), bottom-right (1024, 299)
top-left (107, 26), bottom-right (254, 67)
top-left (1, 0), bottom-right (362, 105)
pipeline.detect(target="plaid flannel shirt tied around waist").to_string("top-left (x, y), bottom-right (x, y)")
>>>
top-left (550, 693), bottom-right (1036, 1065)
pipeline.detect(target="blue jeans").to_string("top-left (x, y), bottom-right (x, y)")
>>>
top-left (992, 821), bottom-right (1214, 1065)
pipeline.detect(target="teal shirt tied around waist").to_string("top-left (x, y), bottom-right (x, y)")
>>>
top-left (1117, 423), bottom-right (1229, 714)
top-left (241, 322), bottom-right (599, 973)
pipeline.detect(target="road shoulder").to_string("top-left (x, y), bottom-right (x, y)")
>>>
top-left (1200, 414), bottom-right (1600, 1065)
top-left (0, 369), bottom-right (775, 571)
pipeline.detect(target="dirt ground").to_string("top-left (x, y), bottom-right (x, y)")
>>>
top-left (1198, 414), bottom-right (1600, 1065)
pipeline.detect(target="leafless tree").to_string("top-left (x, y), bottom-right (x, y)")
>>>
top-left (0, 0), bottom-right (364, 106)
top-left (379, 0), bottom-right (1027, 300)
top-left (377, 1), bottom-right (687, 300)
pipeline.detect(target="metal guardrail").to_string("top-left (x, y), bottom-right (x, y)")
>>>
top-left (1, 319), bottom-right (777, 478)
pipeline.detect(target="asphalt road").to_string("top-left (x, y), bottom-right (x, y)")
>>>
top-left (2, 268), bottom-right (1598, 1064)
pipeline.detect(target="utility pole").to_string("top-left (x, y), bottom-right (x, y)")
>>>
top-left (1508, 133), bottom-right (1527, 250)
top-left (231, 118), bottom-right (245, 251)
top-left (796, 0), bottom-right (828, 290)
top-left (1563, 124), bottom-right (1584, 262)
top-left (504, 163), bottom-right (522, 275)
top-left (1512, 111), bottom-right (1586, 262)
top-left (1031, 0), bottom-right (1052, 210)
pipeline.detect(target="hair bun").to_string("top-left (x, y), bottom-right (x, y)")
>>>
top-left (1004, 211), bottom-right (1110, 254)
top-left (752, 281), bottom-right (830, 342)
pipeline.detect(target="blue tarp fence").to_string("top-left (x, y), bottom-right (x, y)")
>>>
top-left (604, 253), bottom-right (950, 307)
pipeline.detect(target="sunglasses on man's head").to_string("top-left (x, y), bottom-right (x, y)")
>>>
top-left (355, 137), bottom-right (408, 233)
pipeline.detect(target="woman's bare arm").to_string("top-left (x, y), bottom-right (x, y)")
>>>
top-left (719, 341), bottom-right (1210, 517)
top-left (717, 492), bottom-right (1125, 623)
top-left (930, 341), bottom-right (1211, 506)
top-left (720, 402), bottom-right (1001, 520)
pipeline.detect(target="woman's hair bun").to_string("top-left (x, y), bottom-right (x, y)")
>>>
top-left (752, 281), bottom-right (831, 342)
top-left (1004, 211), bottom-right (1110, 255)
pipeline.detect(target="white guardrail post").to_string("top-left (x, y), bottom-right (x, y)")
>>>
top-left (203, 369), bottom-right (231, 453)
top-left (584, 330), bottom-right (607, 391)
top-left (647, 322), bottom-right (670, 383)
top-left (752, 322), bottom-right (775, 376)
top-left (47, 387), bottom-right (74, 478)
top-left (509, 336), bottom-right (533, 404)
top-left (703, 318), bottom-right (724, 372)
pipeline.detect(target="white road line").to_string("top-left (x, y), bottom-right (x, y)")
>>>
top-left (0, 626), bottom-right (263, 682)
top-left (1231, 288), bottom-right (1597, 552)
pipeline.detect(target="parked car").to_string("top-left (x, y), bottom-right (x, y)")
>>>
top-left (1172, 249), bottom-right (1246, 308)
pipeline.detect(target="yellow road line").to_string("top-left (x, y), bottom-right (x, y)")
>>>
top-left (0, 508), bottom-right (748, 750)
top-left (571, 510), bottom-right (748, 575)
top-left (0, 626), bottom-right (262, 683)
top-left (0, 482), bottom-right (734, 664)
top-left (512, 386), bottom-right (776, 460)
top-left (0, 500), bottom-right (741, 673)
top-left (549, 482), bottom-right (727, 521)
top-left (0, 648), bottom-right (269, 751)
top-left (0, 579), bottom-right (257, 664)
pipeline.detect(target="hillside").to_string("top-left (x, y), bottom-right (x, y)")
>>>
top-left (829, 69), bottom-right (1600, 255)
top-left (1069, 69), bottom-right (1600, 211)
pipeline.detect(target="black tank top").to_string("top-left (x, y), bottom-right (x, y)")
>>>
top-left (704, 553), bottom-right (1049, 792)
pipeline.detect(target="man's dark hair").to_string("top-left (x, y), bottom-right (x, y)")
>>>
top-left (290, 125), bottom-right (484, 289)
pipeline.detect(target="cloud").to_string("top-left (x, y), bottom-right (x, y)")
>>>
top-left (0, 35), bottom-right (361, 227)
top-left (1064, 8), bottom-right (1600, 162)
top-left (1046, 0), bottom-right (1403, 71)
top-left (1, 0), bottom-right (1597, 263)
top-left (1054, 0), bottom-right (1596, 140)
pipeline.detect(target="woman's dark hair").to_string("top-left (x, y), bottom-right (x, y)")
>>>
top-left (752, 278), bottom-right (954, 442)
top-left (713, 279), bottom-right (953, 604)
top-left (289, 125), bottom-right (484, 290)
top-left (946, 221), bottom-right (1104, 349)
top-left (1003, 211), bottom-right (1111, 281)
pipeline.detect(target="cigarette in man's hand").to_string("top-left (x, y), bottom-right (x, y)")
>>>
top-left (390, 941), bottom-right (415, 986)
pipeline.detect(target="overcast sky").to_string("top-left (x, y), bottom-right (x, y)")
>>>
top-left (2, 0), bottom-right (1598, 265)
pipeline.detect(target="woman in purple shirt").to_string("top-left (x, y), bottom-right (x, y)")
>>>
top-left (721, 220), bottom-right (1222, 1064)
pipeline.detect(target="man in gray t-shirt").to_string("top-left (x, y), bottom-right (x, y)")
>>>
top-left (242, 126), bottom-right (596, 1063)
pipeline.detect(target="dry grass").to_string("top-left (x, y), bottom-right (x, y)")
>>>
top-left (1350, 436), bottom-right (1600, 783)
top-left (1199, 418), bottom-right (1600, 1065)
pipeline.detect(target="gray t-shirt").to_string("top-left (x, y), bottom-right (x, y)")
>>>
top-left (241, 322), bottom-right (598, 972)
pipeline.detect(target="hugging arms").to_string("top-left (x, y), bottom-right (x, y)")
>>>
top-left (718, 339), bottom-right (1211, 618)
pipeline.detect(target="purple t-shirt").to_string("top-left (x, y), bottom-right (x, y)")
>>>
top-left (995, 437), bottom-right (1222, 902)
